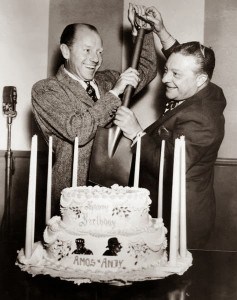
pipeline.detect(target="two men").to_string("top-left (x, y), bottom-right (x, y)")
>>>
top-left (32, 3), bottom-right (226, 248)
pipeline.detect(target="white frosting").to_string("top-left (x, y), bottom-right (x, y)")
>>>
top-left (43, 217), bottom-right (167, 272)
top-left (60, 185), bottom-right (152, 235)
top-left (16, 247), bottom-right (193, 285)
top-left (41, 185), bottom-right (168, 273)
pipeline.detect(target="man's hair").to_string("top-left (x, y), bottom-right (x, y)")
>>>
top-left (172, 41), bottom-right (215, 79)
top-left (60, 23), bottom-right (99, 47)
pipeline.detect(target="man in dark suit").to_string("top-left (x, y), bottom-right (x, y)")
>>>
top-left (114, 6), bottom-right (226, 248)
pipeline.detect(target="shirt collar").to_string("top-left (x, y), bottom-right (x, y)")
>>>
top-left (63, 67), bottom-right (96, 88)
top-left (63, 67), bottom-right (100, 98)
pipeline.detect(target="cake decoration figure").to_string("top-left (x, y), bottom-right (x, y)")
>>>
top-left (72, 238), bottom-right (93, 255)
top-left (103, 237), bottom-right (122, 256)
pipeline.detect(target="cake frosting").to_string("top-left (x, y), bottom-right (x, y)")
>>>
top-left (16, 184), bottom-right (192, 285)
top-left (43, 184), bottom-right (167, 273)
top-left (59, 185), bottom-right (153, 235)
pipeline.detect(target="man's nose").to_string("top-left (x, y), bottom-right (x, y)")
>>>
top-left (90, 52), bottom-right (99, 62)
top-left (162, 72), bottom-right (170, 83)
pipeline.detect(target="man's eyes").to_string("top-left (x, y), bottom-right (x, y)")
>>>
top-left (83, 49), bottom-right (103, 55)
top-left (163, 69), bottom-right (180, 77)
top-left (173, 72), bottom-right (181, 78)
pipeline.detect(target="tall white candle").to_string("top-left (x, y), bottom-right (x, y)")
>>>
top-left (169, 138), bottom-right (181, 265)
top-left (133, 135), bottom-right (141, 188)
top-left (46, 136), bottom-right (52, 224)
top-left (180, 136), bottom-right (187, 258)
top-left (72, 136), bottom-right (79, 187)
top-left (158, 140), bottom-right (165, 218)
top-left (25, 135), bottom-right (38, 259)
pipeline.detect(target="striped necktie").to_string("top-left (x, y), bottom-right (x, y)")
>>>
top-left (85, 81), bottom-right (98, 102)
top-left (163, 100), bottom-right (183, 114)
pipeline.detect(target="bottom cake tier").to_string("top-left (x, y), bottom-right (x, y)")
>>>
top-left (16, 216), bottom-right (193, 285)
top-left (41, 216), bottom-right (167, 273)
top-left (16, 242), bottom-right (192, 286)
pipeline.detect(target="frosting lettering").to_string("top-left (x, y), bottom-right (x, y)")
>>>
top-left (78, 215), bottom-right (116, 228)
top-left (84, 201), bottom-right (109, 212)
top-left (73, 256), bottom-right (95, 267)
top-left (73, 256), bottom-right (123, 269)
top-left (100, 257), bottom-right (123, 269)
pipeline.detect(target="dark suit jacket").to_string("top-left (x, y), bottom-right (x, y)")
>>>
top-left (137, 81), bottom-right (226, 248)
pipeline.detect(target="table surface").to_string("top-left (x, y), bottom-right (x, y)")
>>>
top-left (0, 241), bottom-right (237, 300)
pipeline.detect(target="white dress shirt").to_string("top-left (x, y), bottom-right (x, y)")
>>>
top-left (63, 67), bottom-right (100, 99)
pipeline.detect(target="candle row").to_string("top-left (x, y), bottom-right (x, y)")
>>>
top-left (25, 134), bottom-right (186, 264)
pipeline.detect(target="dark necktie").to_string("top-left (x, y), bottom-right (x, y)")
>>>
top-left (85, 81), bottom-right (98, 102)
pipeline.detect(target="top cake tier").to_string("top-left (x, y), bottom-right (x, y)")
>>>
top-left (59, 184), bottom-right (153, 235)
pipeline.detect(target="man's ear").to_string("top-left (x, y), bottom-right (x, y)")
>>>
top-left (60, 44), bottom-right (70, 60)
top-left (196, 73), bottom-right (208, 87)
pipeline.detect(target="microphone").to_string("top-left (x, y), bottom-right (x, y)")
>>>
top-left (2, 86), bottom-right (17, 117)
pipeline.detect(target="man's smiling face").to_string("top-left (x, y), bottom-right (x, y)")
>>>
top-left (162, 52), bottom-right (201, 101)
top-left (66, 26), bottom-right (103, 81)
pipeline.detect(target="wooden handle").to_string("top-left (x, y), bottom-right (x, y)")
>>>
top-left (122, 28), bottom-right (146, 107)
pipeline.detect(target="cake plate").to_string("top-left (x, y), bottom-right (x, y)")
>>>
top-left (16, 242), bottom-right (193, 286)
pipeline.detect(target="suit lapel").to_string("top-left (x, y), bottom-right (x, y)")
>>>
top-left (56, 65), bottom-right (95, 107)
top-left (94, 73), bottom-right (110, 98)
top-left (145, 95), bottom-right (201, 134)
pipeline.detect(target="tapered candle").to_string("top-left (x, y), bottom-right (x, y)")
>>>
top-left (46, 136), bottom-right (52, 224)
top-left (72, 136), bottom-right (79, 187)
top-left (133, 135), bottom-right (141, 188)
top-left (158, 140), bottom-right (165, 218)
top-left (31, 136), bottom-right (37, 258)
top-left (25, 135), bottom-right (38, 259)
top-left (180, 136), bottom-right (187, 258)
top-left (169, 138), bottom-right (181, 265)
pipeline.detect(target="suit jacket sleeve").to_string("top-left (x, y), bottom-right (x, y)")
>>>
top-left (134, 32), bottom-right (158, 94)
top-left (162, 40), bottom-right (180, 58)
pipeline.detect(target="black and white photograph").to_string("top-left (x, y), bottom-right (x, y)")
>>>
top-left (0, 0), bottom-right (236, 299)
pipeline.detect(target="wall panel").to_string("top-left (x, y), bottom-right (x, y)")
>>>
top-left (205, 0), bottom-right (237, 159)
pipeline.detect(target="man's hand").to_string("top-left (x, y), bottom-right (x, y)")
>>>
top-left (111, 67), bottom-right (140, 97)
top-left (144, 6), bottom-right (165, 34)
top-left (143, 6), bottom-right (175, 49)
top-left (128, 3), bottom-right (151, 36)
top-left (114, 106), bottom-right (143, 140)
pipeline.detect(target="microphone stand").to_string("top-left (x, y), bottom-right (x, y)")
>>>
top-left (0, 87), bottom-right (17, 241)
